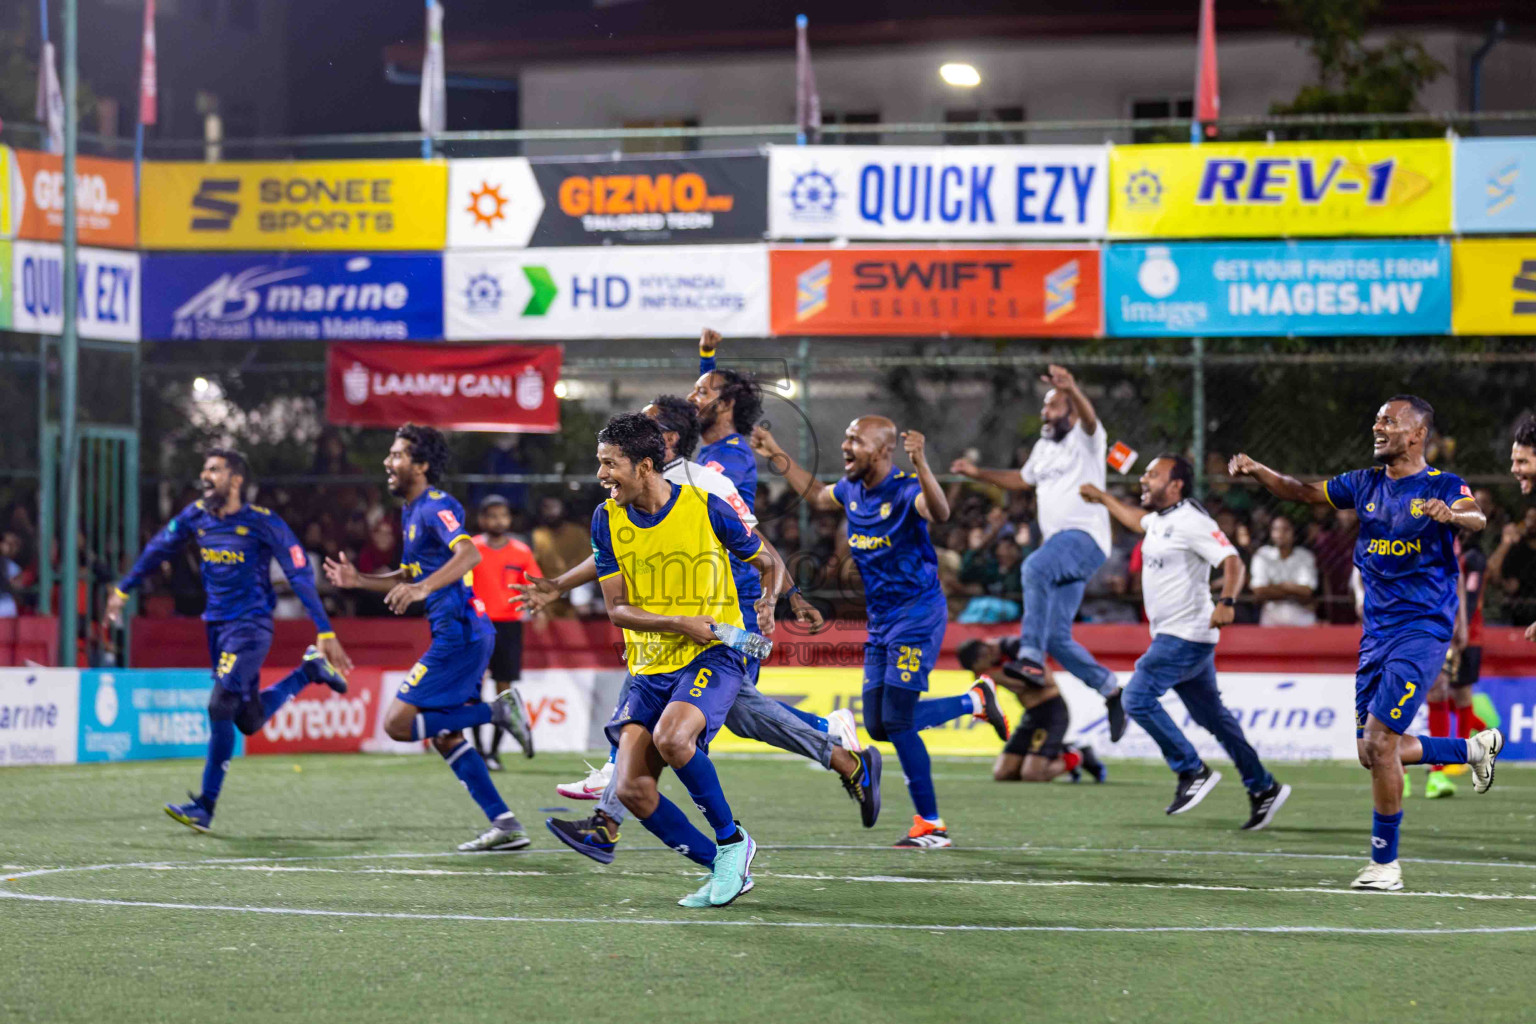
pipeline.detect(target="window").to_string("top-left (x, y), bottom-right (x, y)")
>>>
top-left (821, 111), bottom-right (880, 146)
top-left (1131, 98), bottom-right (1194, 143)
top-left (621, 118), bottom-right (699, 154)
top-left (943, 106), bottom-right (1025, 146)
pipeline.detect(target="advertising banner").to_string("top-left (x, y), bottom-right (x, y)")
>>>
top-left (141, 252), bottom-right (443, 341)
top-left (245, 667), bottom-right (389, 756)
top-left (11, 240), bottom-right (141, 342)
top-left (1454, 138), bottom-right (1536, 234)
top-left (1451, 239), bottom-right (1536, 335)
top-left (449, 155), bottom-right (767, 248)
top-left (327, 341), bottom-right (560, 432)
top-left (0, 240), bottom-right (10, 329)
top-left (0, 668), bottom-right (79, 766)
top-left (768, 246), bottom-right (1101, 337)
top-left (0, 147), bottom-right (19, 237)
top-left (140, 159), bottom-right (447, 250)
top-left (768, 144), bottom-right (1107, 240)
top-left (1105, 240), bottom-right (1450, 337)
top-left (1471, 677), bottom-right (1536, 760)
top-left (78, 670), bottom-right (243, 763)
top-left (1108, 139), bottom-right (1453, 238)
top-left (7, 148), bottom-right (138, 248)
top-left (444, 246), bottom-right (769, 339)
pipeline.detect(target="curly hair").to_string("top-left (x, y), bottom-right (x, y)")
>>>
top-left (648, 394), bottom-right (701, 460)
top-left (395, 423), bottom-right (452, 484)
top-left (1516, 412), bottom-right (1536, 451)
top-left (713, 368), bottom-right (763, 435)
top-left (597, 413), bottom-right (666, 474)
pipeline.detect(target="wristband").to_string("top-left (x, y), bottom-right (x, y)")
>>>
top-left (316, 631), bottom-right (336, 640)
top-left (113, 587), bottom-right (129, 600)
top-left (1218, 597), bottom-right (1236, 608)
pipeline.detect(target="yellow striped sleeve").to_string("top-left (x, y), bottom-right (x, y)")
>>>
top-left (449, 534), bottom-right (475, 548)
top-left (597, 569), bottom-right (623, 582)
top-left (1322, 478), bottom-right (1338, 509)
top-left (743, 539), bottom-right (767, 562)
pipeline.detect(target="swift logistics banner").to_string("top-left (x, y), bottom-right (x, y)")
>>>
top-left (140, 252), bottom-right (443, 341)
top-left (448, 155), bottom-right (768, 247)
top-left (0, 148), bottom-right (137, 248)
top-left (11, 240), bottom-right (141, 342)
top-left (1108, 139), bottom-right (1453, 238)
top-left (140, 160), bottom-right (447, 250)
top-left (327, 341), bottom-right (561, 432)
top-left (768, 246), bottom-right (1101, 337)
top-left (1451, 239), bottom-right (1536, 335)
top-left (768, 145), bottom-right (1107, 240)
top-left (1454, 138), bottom-right (1536, 234)
top-left (1105, 240), bottom-right (1450, 337)
top-left (444, 246), bottom-right (769, 339)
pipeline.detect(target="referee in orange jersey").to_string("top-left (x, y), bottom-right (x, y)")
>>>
top-left (471, 495), bottom-right (543, 769)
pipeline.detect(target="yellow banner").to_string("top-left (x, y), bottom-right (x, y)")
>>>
top-left (1452, 239), bottom-right (1536, 335)
top-left (141, 160), bottom-right (446, 250)
top-left (713, 667), bottom-right (1001, 757)
top-left (1109, 139), bottom-right (1452, 238)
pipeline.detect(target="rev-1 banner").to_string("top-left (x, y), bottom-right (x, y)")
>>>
top-left (326, 341), bottom-right (561, 432)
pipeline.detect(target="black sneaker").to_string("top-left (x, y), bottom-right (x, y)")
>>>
top-left (1105, 688), bottom-right (1127, 743)
top-left (1240, 782), bottom-right (1291, 831)
top-left (969, 677), bottom-right (1010, 741)
top-left (1003, 656), bottom-right (1047, 685)
top-left (1078, 744), bottom-right (1108, 784)
top-left (839, 746), bottom-right (883, 828)
top-left (1165, 764), bottom-right (1222, 815)
top-left (545, 813), bottom-right (620, 864)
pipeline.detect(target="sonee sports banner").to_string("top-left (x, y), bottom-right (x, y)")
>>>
top-left (327, 341), bottom-right (561, 432)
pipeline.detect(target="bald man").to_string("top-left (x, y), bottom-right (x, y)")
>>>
top-left (754, 417), bottom-right (1009, 849)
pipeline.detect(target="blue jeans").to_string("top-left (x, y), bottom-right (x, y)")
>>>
top-left (1019, 529), bottom-right (1118, 696)
top-left (1124, 634), bottom-right (1274, 794)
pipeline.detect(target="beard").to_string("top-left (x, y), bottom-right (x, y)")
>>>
top-left (1041, 414), bottom-right (1073, 442)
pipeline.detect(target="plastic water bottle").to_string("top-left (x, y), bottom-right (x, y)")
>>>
top-left (711, 622), bottom-right (774, 661)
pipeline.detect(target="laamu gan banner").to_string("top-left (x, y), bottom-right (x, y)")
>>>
top-left (327, 341), bottom-right (561, 432)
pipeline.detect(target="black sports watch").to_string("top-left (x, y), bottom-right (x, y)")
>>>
top-left (1218, 597), bottom-right (1236, 607)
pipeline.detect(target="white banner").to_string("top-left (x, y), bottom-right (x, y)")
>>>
top-left (768, 144), bottom-right (1108, 240)
top-left (444, 246), bottom-right (769, 339)
top-left (446, 157), bottom-right (544, 249)
top-left (12, 240), bottom-right (140, 341)
top-left (0, 668), bottom-right (79, 766)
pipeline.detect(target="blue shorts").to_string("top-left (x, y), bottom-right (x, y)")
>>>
top-left (1355, 630), bottom-right (1449, 736)
top-left (864, 609), bottom-right (947, 693)
top-left (605, 643), bottom-right (748, 753)
top-left (396, 616), bottom-right (495, 710)
top-left (206, 619), bottom-right (274, 701)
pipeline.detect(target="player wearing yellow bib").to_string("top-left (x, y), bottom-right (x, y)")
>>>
top-left (592, 413), bottom-right (792, 908)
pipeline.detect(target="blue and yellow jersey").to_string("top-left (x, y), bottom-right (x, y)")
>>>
top-left (830, 468), bottom-right (945, 629)
top-left (1324, 465), bottom-right (1475, 639)
top-left (592, 482), bottom-right (763, 675)
top-left (401, 488), bottom-right (482, 634)
top-left (118, 501), bottom-right (330, 631)
top-left (697, 433), bottom-right (758, 513)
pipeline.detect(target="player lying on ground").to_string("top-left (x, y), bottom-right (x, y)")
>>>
top-left (1231, 395), bottom-right (1502, 889)
top-left (107, 449), bottom-right (354, 833)
top-left (957, 637), bottom-right (1105, 783)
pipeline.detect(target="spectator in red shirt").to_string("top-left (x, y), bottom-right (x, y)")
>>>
top-left (471, 495), bottom-right (543, 770)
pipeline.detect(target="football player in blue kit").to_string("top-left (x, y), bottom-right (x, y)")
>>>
top-left (754, 417), bottom-right (1010, 848)
top-left (324, 425), bottom-right (536, 853)
top-left (106, 448), bottom-right (354, 833)
top-left (1231, 395), bottom-right (1504, 891)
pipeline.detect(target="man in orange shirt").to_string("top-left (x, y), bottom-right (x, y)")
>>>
top-left (472, 495), bottom-right (543, 770)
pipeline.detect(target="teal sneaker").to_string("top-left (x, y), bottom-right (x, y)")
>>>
top-left (707, 827), bottom-right (757, 907)
top-left (679, 874), bottom-right (754, 908)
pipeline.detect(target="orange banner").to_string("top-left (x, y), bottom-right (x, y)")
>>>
top-left (10, 149), bottom-right (137, 248)
top-left (769, 246), bottom-right (1101, 337)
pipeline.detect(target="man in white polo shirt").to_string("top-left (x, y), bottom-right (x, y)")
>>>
top-left (1249, 515), bottom-right (1319, 627)
top-left (1080, 455), bottom-right (1290, 830)
top-left (951, 364), bottom-right (1126, 741)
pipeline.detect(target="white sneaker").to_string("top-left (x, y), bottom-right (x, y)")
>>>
top-left (1468, 728), bottom-right (1505, 794)
top-left (457, 814), bottom-right (531, 852)
top-left (826, 708), bottom-right (862, 753)
top-left (556, 760), bottom-right (613, 801)
top-left (1350, 859), bottom-right (1403, 891)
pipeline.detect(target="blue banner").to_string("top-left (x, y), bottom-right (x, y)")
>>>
top-left (1470, 677), bottom-right (1536, 762)
top-left (78, 670), bottom-right (240, 763)
top-left (1454, 138), bottom-right (1536, 234)
top-left (1105, 240), bottom-right (1450, 337)
top-left (141, 252), bottom-right (443, 341)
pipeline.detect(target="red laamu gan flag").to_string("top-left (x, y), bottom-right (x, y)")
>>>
top-left (1194, 0), bottom-right (1219, 137)
top-left (139, 0), bottom-right (158, 126)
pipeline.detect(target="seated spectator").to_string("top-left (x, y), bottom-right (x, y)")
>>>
top-left (1249, 515), bottom-right (1319, 626)
top-left (354, 519), bottom-right (401, 617)
top-left (1312, 508), bottom-right (1359, 624)
top-left (1489, 507), bottom-right (1536, 626)
top-left (0, 529), bottom-right (22, 617)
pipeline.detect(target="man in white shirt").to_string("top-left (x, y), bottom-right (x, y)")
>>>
top-left (1081, 455), bottom-right (1290, 830)
top-left (1249, 516), bottom-right (1319, 626)
top-left (951, 364), bottom-right (1126, 741)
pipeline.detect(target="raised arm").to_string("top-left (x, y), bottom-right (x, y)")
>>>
top-left (106, 508), bottom-right (195, 625)
top-left (1078, 483), bottom-right (1146, 535)
top-left (903, 430), bottom-right (950, 523)
top-left (698, 326), bottom-right (721, 376)
top-left (1042, 364), bottom-right (1097, 436)
top-left (1227, 454), bottom-right (1332, 506)
top-left (751, 425), bottom-right (840, 511)
top-left (949, 455), bottom-right (1032, 493)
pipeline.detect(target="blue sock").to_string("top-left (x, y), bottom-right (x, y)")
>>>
top-left (779, 702), bottom-right (829, 733)
top-left (1414, 735), bottom-right (1469, 765)
top-left (1371, 809), bottom-right (1403, 864)
top-left (411, 703), bottom-right (493, 740)
top-left (889, 728), bottom-right (939, 821)
top-left (443, 741), bottom-right (509, 821)
top-left (638, 793), bottom-right (717, 867)
top-left (200, 718), bottom-right (237, 810)
top-left (913, 693), bottom-right (975, 731)
top-left (673, 749), bottom-right (738, 842)
top-left (257, 668), bottom-right (307, 724)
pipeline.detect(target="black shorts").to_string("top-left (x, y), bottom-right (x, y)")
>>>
top-left (1455, 645), bottom-right (1483, 689)
top-left (1003, 694), bottom-right (1069, 760)
top-left (487, 620), bottom-right (524, 684)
